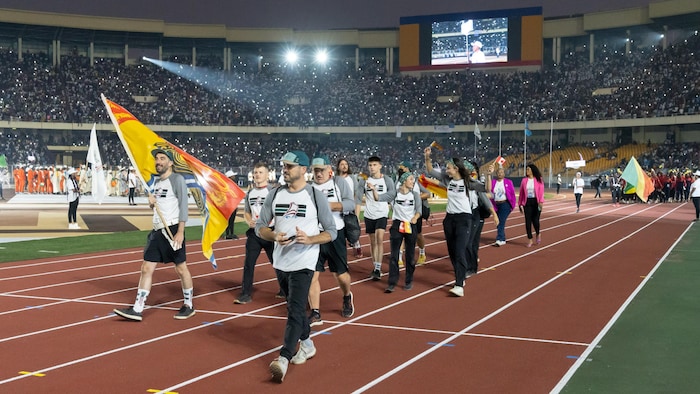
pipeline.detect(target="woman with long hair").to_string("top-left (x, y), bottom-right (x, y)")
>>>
top-left (517, 164), bottom-right (544, 247)
top-left (424, 147), bottom-right (474, 297)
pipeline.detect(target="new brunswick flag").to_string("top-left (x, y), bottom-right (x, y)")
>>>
top-left (101, 95), bottom-right (245, 269)
top-left (620, 156), bottom-right (654, 202)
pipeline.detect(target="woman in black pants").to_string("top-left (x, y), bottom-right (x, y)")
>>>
top-left (517, 164), bottom-right (544, 247)
top-left (66, 168), bottom-right (80, 229)
top-left (424, 147), bottom-right (473, 297)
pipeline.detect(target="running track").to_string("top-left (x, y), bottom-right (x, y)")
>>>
top-left (0, 192), bottom-right (693, 393)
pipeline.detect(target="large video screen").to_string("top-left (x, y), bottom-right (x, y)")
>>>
top-left (399, 7), bottom-right (542, 72)
top-left (431, 18), bottom-right (508, 65)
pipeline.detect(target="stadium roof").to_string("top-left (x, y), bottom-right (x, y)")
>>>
top-left (0, 0), bottom-right (687, 31)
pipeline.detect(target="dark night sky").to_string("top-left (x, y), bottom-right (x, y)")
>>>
top-left (0, 0), bottom-right (660, 30)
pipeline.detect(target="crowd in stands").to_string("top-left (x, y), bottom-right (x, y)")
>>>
top-left (1, 33), bottom-right (699, 129)
top-left (3, 124), bottom-right (699, 190)
top-left (1, 30), bottom-right (700, 182)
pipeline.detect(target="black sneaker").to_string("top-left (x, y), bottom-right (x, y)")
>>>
top-left (309, 311), bottom-right (323, 327)
top-left (114, 307), bottom-right (142, 322)
top-left (234, 294), bottom-right (252, 304)
top-left (342, 292), bottom-right (354, 318)
top-left (275, 289), bottom-right (286, 299)
top-left (370, 269), bottom-right (381, 281)
top-left (404, 282), bottom-right (413, 291)
top-left (174, 305), bottom-right (196, 320)
top-left (384, 284), bottom-right (395, 293)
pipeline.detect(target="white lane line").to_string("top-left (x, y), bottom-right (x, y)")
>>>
top-left (0, 203), bottom-right (681, 390)
top-left (158, 204), bottom-right (681, 393)
top-left (550, 221), bottom-right (695, 393)
top-left (351, 204), bottom-right (680, 393)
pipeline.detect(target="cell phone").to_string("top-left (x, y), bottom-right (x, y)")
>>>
top-left (286, 235), bottom-right (296, 241)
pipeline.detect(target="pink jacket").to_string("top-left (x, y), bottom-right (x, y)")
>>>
top-left (517, 177), bottom-right (545, 207)
top-left (490, 177), bottom-right (517, 209)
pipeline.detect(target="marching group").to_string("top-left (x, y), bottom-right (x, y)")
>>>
top-left (107, 145), bottom-right (560, 383)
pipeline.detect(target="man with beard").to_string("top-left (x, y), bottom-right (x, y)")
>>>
top-left (113, 148), bottom-right (195, 321)
top-left (256, 150), bottom-right (336, 383)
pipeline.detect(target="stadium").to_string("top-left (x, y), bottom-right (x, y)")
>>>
top-left (1, 1), bottom-right (699, 392)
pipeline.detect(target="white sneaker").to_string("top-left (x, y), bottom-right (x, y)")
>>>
top-left (496, 240), bottom-right (506, 246)
top-left (291, 340), bottom-right (316, 364)
top-left (449, 285), bottom-right (464, 297)
top-left (269, 356), bottom-right (289, 383)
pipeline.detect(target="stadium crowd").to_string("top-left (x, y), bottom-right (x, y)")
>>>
top-left (0, 32), bottom-right (699, 129)
top-left (1, 31), bottom-right (700, 185)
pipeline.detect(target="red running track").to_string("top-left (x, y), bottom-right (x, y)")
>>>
top-left (0, 193), bottom-right (694, 393)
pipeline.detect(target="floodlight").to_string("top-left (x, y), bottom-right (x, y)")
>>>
top-left (285, 50), bottom-right (298, 63)
top-left (315, 49), bottom-right (329, 64)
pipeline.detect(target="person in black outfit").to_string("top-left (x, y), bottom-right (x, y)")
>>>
top-left (224, 170), bottom-right (239, 240)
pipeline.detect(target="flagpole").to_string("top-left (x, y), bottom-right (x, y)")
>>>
top-left (498, 119), bottom-right (502, 157)
top-left (548, 117), bottom-right (553, 188)
top-left (523, 120), bottom-right (527, 177)
top-left (474, 132), bottom-right (477, 160)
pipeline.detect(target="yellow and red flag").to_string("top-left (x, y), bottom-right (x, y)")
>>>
top-left (418, 174), bottom-right (447, 198)
top-left (429, 141), bottom-right (444, 151)
top-left (101, 95), bottom-right (245, 269)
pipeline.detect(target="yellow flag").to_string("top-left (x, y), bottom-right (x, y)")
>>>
top-left (102, 95), bottom-right (245, 269)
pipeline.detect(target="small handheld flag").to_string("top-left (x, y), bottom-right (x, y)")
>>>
top-left (430, 141), bottom-right (444, 151)
top-left (495, 156), bottom-right (506, 166)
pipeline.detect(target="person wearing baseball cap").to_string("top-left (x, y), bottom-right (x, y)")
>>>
top-left (280, 150), bottom-right (310, 167)
top-left (151, 148), bottom-right (175, 163)
top-left (257, 149), bottom-right (336, 383)
top-left (397, 160), bottom-right (430, 266)
top-left (114, 146), bottom-right (196, 322)
top-left (307, 154), bottom-right (356, 327)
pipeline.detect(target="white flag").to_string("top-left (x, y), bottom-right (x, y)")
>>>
top-left (87, 124), bottom-right (107, 204)
top-left (474, 122), bottom-right (481, 140)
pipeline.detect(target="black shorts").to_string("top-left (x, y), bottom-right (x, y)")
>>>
top-left (364, 217), bottom-right (387, 234)
top-left (415, 216), bottom-right (423, 234)
top-left (316, 228), bottom-right (349, 274)
top-left (144, 224), bottom-right (187, 264)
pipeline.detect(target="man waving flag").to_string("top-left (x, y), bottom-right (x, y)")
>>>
top-left (101, 95), bottom-right (245, 269)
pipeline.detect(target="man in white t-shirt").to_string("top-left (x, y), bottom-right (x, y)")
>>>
top-left (114, 148), bottom-right (195, 322)
top-left (256, 150), bottom-right (337, 383)
top-left (358, 156), bottom-right (396, 281)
